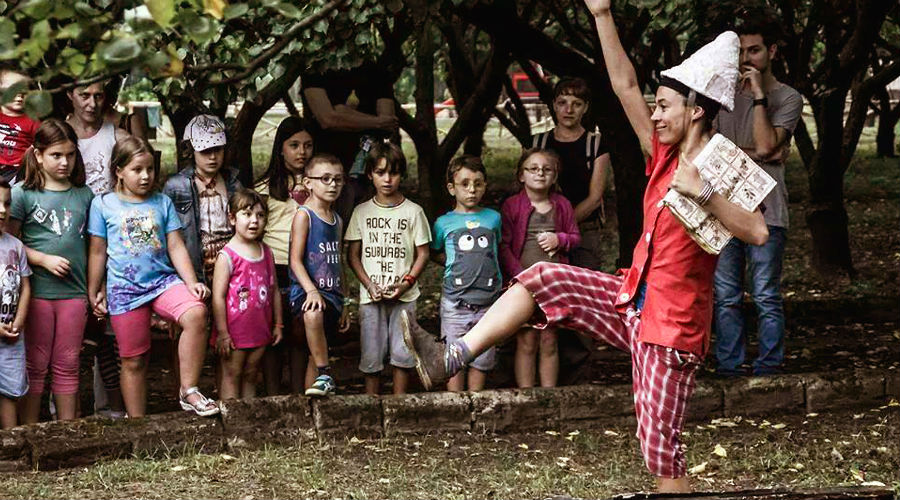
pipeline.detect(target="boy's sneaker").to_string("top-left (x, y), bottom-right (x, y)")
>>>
top-left (305, 375), bottom-right (336, 397)
top-left (399, 310), bottom-right (449, 391)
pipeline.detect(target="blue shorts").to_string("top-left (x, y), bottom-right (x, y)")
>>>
top-left (290, 292), bottom-right (342, 335)
top-left (0, 337), bottom-right (28, 399)
top-left (440, 297), bottom-right (496, 371)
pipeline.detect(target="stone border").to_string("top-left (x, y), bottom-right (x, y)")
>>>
top-left (0, 368), bottom-right (896, 472)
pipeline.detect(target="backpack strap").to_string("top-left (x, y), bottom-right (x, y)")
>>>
top-left (532, 131), bottom-right (550, 150)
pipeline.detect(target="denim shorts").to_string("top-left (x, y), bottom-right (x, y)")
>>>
top-left (440, 297), bottom-right (496, 371)
top-left (358, 300), bottom-right (416, 374)
top-left (0, 337), bottom-right (28, 399)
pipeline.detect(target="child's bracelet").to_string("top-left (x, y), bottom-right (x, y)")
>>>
top-left (274, 323), bottom-right (284, 329)
top-left (402, 274), bottom-right (417, 286)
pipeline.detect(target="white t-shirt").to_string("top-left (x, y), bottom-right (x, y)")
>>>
top-left (344, 198), bottom-right (431, 304)
top-left (78, 121), bottom-right (117, 195)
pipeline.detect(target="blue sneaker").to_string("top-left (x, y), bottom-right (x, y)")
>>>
top-left (305, 375), bottom-right (336, 397)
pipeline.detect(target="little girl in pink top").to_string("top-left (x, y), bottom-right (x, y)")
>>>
top-left (212, 189), bottom-right (283, 400)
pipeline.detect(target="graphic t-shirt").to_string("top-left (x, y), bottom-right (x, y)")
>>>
top-left (345, 198), bottom-right (431, 304)
top-left (11, 185), bottom-right (94, 299)
top-left (88, 192), bottom-right (183, 315)
top-left (289, 206), bottom-right (343, 311)
top-left (0, 112), bottom-right (39, 169)
top-left (78, 121), bottom-right (117, 196)
top-left (0, 232), bottom-right (31, 323)
top-left (432, 209), bottom-right (502, 306)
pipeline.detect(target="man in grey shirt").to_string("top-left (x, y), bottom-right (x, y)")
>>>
top-left (712, 15), bottom-right (803, 376)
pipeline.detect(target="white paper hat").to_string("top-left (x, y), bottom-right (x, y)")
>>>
top-left (660, 31), bottom-right (740, 112)
top-left (183, 114), bottom-right (227, 151)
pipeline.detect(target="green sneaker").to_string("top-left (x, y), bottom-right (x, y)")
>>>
top-left (305, 375), bottom-right (336, 397)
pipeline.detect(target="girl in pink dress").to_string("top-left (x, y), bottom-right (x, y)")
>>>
top-left (211, 189), bottom-right (284, 400)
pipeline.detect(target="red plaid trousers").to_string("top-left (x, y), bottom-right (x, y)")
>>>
top-left (514, 262), bottom-right (702, 478)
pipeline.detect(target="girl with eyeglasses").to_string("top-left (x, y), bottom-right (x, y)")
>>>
top-left (500, 148), bottom-right (581, 389)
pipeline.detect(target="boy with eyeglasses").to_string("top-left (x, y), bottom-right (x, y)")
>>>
top-left (346, 142), bottom-right (430, 395)
top-left (431, 155), bottom-right (501, 391)
top-left (0, 68), bottom-right (40, 183)
top-left (289, 154), bottom-right (350, 396)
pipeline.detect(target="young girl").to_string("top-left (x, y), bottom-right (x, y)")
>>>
top-left (0, 179), bottom-right (32, 429)
top-left (88, 136), bottom-right (217, 418)
top-left (500, 148), bottom-right (580, 388)
top-left (212, 189), bottom-right (283, 400)
top-left (289, 154), bottom-right (349, 397)
top-left (9, 119), bottom-right (93, 423)
top-left (254, 117), bottom-right (314, 395)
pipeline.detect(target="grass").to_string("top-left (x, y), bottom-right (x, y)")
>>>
top-left (1, 405), bottom-right (897, 499)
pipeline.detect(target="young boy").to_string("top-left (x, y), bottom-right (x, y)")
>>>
top-left (402, 0), bottom-right (768, 492)
top-left (0, 180), bottom-right (32, 428)
top-left (346, 142), bottom-right (430, 395)
top-left (0, 68), bottom-right (40, 183)
top-left (531, 77), bottom-right (610, 270)
top-left (432, 155), bottom-right (501, 391)
top-left (289, 155), bottom-right (350, 397)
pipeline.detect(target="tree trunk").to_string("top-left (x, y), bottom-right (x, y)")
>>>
top-left (875, 87), bottom-right (899, 158)
top-left (805, 91), bottom-right (855, 277)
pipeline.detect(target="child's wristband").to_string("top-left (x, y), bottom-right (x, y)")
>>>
top-left (274, 323), bottom-right (284, 329)
top-left (402, 274), bottom-right (417, 286)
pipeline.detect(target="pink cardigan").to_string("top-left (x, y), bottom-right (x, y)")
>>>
top-left (499, 190), bottom-right (581, 281)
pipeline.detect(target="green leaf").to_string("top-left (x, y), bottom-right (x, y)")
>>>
top-left (145, 0), bottom-right (175, 27)
top-left (223, 3), bottom-right (248, 19)
top-left (0, 18), bottom-right (15, 52)
top-left (73, 2), bottom-right (100, 16)
top-left (99, 36), bottom-right (142, 66)
top-left (21, 0), bottom-right (53, 19)
top-left (24, 91), bottom-right (52, 119)
top-left (273, 2), bottom-right (302, 18)
top-left (60, 47), bottom-right (88, 76)
top-left (56, 22), bottom-right (83, 40)
top-left (179, 12), bottom-right (218, 44)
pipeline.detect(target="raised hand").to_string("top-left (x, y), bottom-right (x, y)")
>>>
top-left (583, 0), bottom-right (611, 16)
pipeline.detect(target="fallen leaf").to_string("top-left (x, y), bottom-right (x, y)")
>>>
top-left (220, 454), bottom-right (237, 461)
top-left (831, 448), bottom-right (844, 461)
top-left (772, 423), bottom-right (786, 429)
top-left (712, 444), bottom-right (727, 458)
top-left (689, 462), bottom-right (708, 474)
top-left (545, 431), bottom-right (559, 436)
top-left (170, 465), bottom-right (187, 472)
top-left (793, 463), bottom-right (805, 470)
top-left (378, 478), bottom-right (390, 484)
top-left (518, 443), bottom-right (529, 450)
top-left (806, 413), bottom-right (819, 417)
top-left (603, 430), bottom-right (619, 437)
top-left (861, 481), bottom-right (886, 487)
top-left (349, 437), bottom-right (364, 445)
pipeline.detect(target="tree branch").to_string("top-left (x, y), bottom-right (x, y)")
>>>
top-left (195, 0), bottom-right (347, 86)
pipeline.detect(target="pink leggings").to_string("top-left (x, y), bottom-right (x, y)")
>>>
top-left (25, 298), bottom-right (89, 395)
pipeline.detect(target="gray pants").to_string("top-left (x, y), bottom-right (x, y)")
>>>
top-left (358, 301), bottom-right (416, 374)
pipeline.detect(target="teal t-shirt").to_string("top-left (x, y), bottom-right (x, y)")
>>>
top-left (10, 185), bottom-right (94, 299)
top-left (432, 208), bottom-right (502, 306)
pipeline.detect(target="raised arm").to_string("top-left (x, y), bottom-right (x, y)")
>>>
top-left (585, 0), bottom-right (654, 152)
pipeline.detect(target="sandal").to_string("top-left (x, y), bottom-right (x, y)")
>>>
top-left (179, 386), bottom-right (220, 417)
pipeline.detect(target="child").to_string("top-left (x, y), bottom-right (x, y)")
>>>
top-left (163, 114), bottom-right (242, 285)
top-left (0, 179), bottom-right (32, 428)
top-left (254, 117), bottom-right (314, 395)
top-left (288, 154), bottom-right (349, 396)
top-left (88, 136), bottom-right (217, 418)
top-left (9, 119), bottom-right (93, 423)
top-left (212, 189), bottom-right (283, 400)
top-left (432, 155), bottom-right (502, 391)
top-left (0, 68), bottom-right (40, 183)
top-left (501, 149), bottom-right (580, 388)
top-left (346, 142), bottom-right (430, 395)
